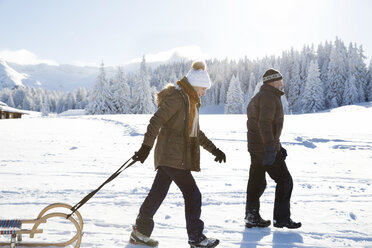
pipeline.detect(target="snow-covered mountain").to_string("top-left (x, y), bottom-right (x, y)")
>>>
top-left (2, 53), bottom-right (190, 92)
top-left (8, 63), bottom-right (113, 92)
top-left (0, 59), bottom-right (41, 90)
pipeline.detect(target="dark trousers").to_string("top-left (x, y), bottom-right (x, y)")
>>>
top-left (245, 151), bottom-right (293, 222)
top-left (135, 166), bottom-right (204, 241)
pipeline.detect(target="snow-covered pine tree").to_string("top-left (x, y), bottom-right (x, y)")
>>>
top-left (343, 43), bottom-right (362, 105)
top-left (41, 92), bottom-right (51, 116)
top-left (246, 72), bottom-right (255, 105)
top-left (302, 60), bottom-right (325, 113)
top-left (66, 92), bottom-right (76, 110)
top-left (237, 57), bottom-right (251, 101)
top-left (34, 92), bottom-right (43, 112)
top-left (300, 45), bottom-right (311, 85)
top-left (317, 41), bottom-right (332, 86)
top-left (368, 60), bottom-right (372, 101)
top-left (131, 56), bottom-right (154, 114)
top-left (219, 79), bottom-right (227, 105)
top-left (56, 97), bottom-right (66, 113)
top-left (48, 91), bottom-right (57, 112)
top-left (22, 87), bottom-right (37, 110)
top-left (343, 70), bottom-right (359, 105)
top-left (41, 99), bottom-right (50, 117)
top-left (287, 52), bottom-right (302, 112)
top-left (298, 45), bottom-right (316, 111)
top-left (112, 66), bottom-right (131, 114)
top-left (204, 81), bottom-right (217, 106)
top-left (13, 88), bottom-right (26, 109)
top-left (326, 38), bottom-right (348, 107)
top-left (252, 81), bottom-right (262, 98)
top-left (356, 45), bottom-right (368, 102)
top-left (281, 95), bottom-right (289, 114)
top-left (213, 71), bottom-right (224, 105)
top-left (22, 94), bottom-right (34, 110)
top-left (224, 74), bottom-right (244, 114)
top-left (317, 43), bottom-right (325, 73)
top-left (279, 50), bottom-right (291, 95)
top-left (75, 87), bottom-right (88, 109)
top-left (168, 71), bottom-right (177, 87)
top-left (86, 62), bottom-right (115, 115)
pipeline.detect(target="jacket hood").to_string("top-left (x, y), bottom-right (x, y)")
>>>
top-left (156, 83), bottom-right (180, 106)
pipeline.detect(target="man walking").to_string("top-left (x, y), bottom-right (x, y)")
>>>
top-left (245, 68), bottom-right (301, 229)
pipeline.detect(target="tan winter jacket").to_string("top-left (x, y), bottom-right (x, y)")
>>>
top-left (142, 84), bottom-right (216, 171)
top-left (247, 84), bottom-right (284, 153)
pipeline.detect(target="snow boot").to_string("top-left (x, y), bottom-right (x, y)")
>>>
top-left (273, 218), bottom-right (301, 229)
top-left (129, 225), bottom-right (159, 247)
top-left (189, 235), bottom-right (220, 248)
top-left (245, 210), bottom-right (271, 228)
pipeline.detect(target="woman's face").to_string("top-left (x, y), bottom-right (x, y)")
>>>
top-left (193, 86), bottom-right (207, 97)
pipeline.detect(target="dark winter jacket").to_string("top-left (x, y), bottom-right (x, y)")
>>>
top-left (142, 84), bottom-right (216, 171)
top-left (247, 84), bottom-right (284, 153)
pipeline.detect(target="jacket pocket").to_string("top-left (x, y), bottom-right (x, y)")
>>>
top-left (166, 131), bottom-right (185, 161)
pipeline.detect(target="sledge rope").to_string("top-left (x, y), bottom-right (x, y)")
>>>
top-left (67, 157), bottom-right (137, 219)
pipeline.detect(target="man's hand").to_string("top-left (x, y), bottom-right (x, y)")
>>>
top-left (212, 148), bottom-right (226, 163)
top-left (132, 144), bottom-right (151, 163)
top-left (280, 145), bottom-right (287, 160)
top-left (262, 146), bottom-right (277, 166)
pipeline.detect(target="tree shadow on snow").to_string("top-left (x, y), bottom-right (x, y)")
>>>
top-left (240, 227), bottom-right (271, 248)
top-left (272, 231), bottom-right (303, 248)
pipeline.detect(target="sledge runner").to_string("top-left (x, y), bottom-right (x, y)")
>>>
top-left (130, 61), bottom-right (226, 247)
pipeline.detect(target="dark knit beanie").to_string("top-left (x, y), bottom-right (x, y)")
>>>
top-left (262, 69), bottom-right (283, 84)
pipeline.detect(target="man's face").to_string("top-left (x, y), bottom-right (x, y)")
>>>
top-left (272, 80), bottom-right (283, 90)
top-left (193, 86), bottom-right (207, 97)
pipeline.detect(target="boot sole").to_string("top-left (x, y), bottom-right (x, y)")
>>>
top-left (189, 239), bottom-right (219, 248)
top-left (273, 224), bottom-right (301, 229)
top-left (129, 235), bottom-right (159, 247)
top-left (245, 221), bottom-right (271, 228)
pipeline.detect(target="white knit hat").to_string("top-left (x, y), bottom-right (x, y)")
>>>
top-left (186, 69), bottom-right (212, 89)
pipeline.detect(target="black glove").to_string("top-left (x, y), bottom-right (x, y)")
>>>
top-left (280, 145), bottom-right (287, 160)
top-left (262, 146), bottom-right (277, 166)
top-left (132, 144), bottom-right (151, 163)
top-left (212, 148), bottom-right (226, 163)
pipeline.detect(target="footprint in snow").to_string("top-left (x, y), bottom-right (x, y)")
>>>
top-left (349, 212), bottom-right (356, 220)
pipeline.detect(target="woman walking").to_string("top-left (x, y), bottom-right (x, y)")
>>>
top-left (130, 61), bottom-right (226, 248)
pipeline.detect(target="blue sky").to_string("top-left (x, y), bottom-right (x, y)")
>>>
top-left (0, 0), bottom-right (371, 66)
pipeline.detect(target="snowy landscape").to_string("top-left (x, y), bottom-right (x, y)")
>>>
top-left (1, 102), bottom-right (371, 248)
top-left (1, 0), bottom-right (371, 247)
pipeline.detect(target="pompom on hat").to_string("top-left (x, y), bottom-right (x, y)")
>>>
top-left (262, 68), bottom-right (283, 84)
top-left (186, 61), bottom-right (211, 89)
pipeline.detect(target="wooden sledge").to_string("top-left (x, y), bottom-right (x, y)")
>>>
top-left (0, 203), bottom-right (83, 248)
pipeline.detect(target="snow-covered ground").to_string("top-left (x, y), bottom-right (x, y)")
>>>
top-left (1, 102), bottom-right (371, 248)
